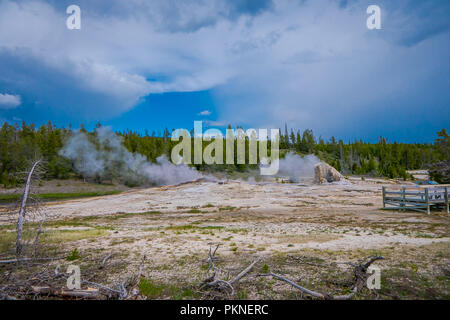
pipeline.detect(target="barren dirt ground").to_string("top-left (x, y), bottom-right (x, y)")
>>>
top-left (1, 178), bottom-right (449, 299)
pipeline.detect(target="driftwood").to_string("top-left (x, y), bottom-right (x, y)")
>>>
top-left (99, 253), bottom-right (113, 269)
top-left (81, 280), bottom-right (123, 296)
top-left (16, 160), bottom-right (41, 256)
top-left (31, 286), bottom-right (101, 299)
top-left (260, 255), bottom-right (384, 300)
top-left (0, 257), bottom-right (62, 264)
top-left (229, 257), bottom-right (262, 285)
top-left (0, 292), bottom-right (17, 300)
top-left (123, 255), bottom-right (147, 300)
top-left (0, 250), bottom-right (148, 300)
top-left (200, 245), bottom-right (262, 296)
top-left (198, 245), bottom-right (383, 300)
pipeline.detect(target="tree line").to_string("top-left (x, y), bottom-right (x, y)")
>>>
top-left (0, 121), bottom-right (448, 187)
top-left (279, 124), bottom-right (448, 181)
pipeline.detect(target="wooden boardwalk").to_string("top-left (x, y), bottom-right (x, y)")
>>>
top-left (382, 185), bottom-right (449, 214)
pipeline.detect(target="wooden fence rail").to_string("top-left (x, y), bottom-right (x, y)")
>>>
top-left (382, 185), bottom-right (449, 215)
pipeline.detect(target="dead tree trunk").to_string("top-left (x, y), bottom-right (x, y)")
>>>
top-left (16, 160), bottom-right (41, 257)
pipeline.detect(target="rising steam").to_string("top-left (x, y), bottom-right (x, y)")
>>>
top-left (59, 127), bottom-right (202, 186)
top-left (277, 153), bottom-right (320, 182)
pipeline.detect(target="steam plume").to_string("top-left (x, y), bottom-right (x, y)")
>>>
top-left (277, 153), bottom-right (320, 182)
top-left (59, 127), bottom-right (202, 186)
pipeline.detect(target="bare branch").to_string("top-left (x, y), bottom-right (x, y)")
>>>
top-left (0, 257), bottom-right (62, 264)
top-left (229, 256), bottom-right (262, 285)
top-left (99, 253), bottom-right (113, 269)
top-left (200, 245), bottom-right (262, 297)
top-left (263, 272), bottom-right (325, 299)
top-left (16, 160), bottom-right (41, 256)
top-left (260, 255), bottom-right (385, 300)
top-left (31, 286), bottom-right (101, 299)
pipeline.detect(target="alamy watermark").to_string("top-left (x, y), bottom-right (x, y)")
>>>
top-left (58, 263), bottom-right (381, 291)
top-left (66, 4), bottom-right (381, 31)
top-left (170, 121), bottom-right (280, 175)
top-left (366, 266), bottom-right (381, 290)
top-left (367, 5), bottom-right (382, 30)
top-left (66, 5), bottom-right (81, 30)
top-left (55, 264), bottom-right (81, 289)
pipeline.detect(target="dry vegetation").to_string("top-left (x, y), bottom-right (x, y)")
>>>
top-left (0, 178), bottom-right (449, 300)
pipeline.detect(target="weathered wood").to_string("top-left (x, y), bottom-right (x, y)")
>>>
top-left (265, 256), bottom-right (384, 300)
top-left (382, 185), bottom-right (448, 214)
top-left (0, 257), bottom-right (61, 264)
top-left (16, 160), bottom-right (41, 256)
top-left (31, 286), bottom-right (101, 299)
top-left (268, 272), bottom-right (325, 299)
top-left (99, 253), bottom-right (113, 269)
top-left (445, 187), bottom-right (449, 213)
top-left (229, 256), bottom-right (262, 285)
top-left (200, 245), bottom-right (262, 296)
top-left (401, 187), bottom-right (406, 211)
top-left (0, 292), bottom-right (17, 300)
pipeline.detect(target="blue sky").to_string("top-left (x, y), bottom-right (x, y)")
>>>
top-left (0, 0), bottom-right (449, 142)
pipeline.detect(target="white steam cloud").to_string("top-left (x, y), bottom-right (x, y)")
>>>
top-left (59, 127), bottom-right (202, 186)
top-left (277, 153), bottom-right (320, 183)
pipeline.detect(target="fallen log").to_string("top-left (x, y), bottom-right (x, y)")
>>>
top-left (0, 257), bottom-right (62, 264)
top-left (200, 245), bottom-right (262, 296)
top-left (31, 286), bottom-right (101, 299)
top-left (260, 255), bottom-right (384, 300)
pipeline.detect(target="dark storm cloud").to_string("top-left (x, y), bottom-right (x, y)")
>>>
top-left (0, 0), bottom-right (448, 142)
top-left (380, 0), bottom-right (450, 47)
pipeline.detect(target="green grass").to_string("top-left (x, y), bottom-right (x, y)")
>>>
top-left (165, 224), bottom-right (224, 232)
top-left (0, 231), bottom-right (20, 252)
top-left (0, 191), bottom-right (121, 204)
top-left (185, 209), bottom-right (203, 214)
top-left (66, 248), bottom-right (81, 261)
top-left (219, 206), bottom-right (236, 211)
top-left (138, 278), bottom-right (198, 299)
top-left (236, 289), bottom-right (248, 300)
top-left (261, 264), bottom-right (270, 273)
top-left (102, 211), bottom-right (162, 221)
top-left (0, 227), bottom-right (108, 252)
top-left (48, 228), bottom-right (107, 241)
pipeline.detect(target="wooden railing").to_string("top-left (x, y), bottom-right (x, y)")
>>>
top-left (382, 185), bottom-right (449, 214)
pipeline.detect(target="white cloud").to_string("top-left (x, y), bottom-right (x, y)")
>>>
top-left (0, 93), bottom-right (21, 109)
top-left (198, 110), bottom-right (212, 116)
top-left (0, 0), bottom-right (448, 136)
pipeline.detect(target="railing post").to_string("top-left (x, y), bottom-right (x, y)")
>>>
top-left (425, 188), bottom-right (430, 215)
top-left (445, 187), bottom-right (449, 214)
top-left (382, 186), bottom-right (386, 208)
top-left (401, 186), bottom-right (406, 212)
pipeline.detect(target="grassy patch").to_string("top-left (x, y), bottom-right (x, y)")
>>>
top-left (0, 231), bottom-right (18, 252)
top-left (236, 289), bottom-right (248, 300)
top-left (0, 226), bottom-right (107, 252)
top-left (185, 209), bottom-right (203, 214)
top-left (138, 278), bottom-right (198, 299)
top-left (40, 228), bottom-right (108, 243)
top-left (165, 225), bottom-right (224, 232)
top-left (102, 211), bottom-right (162, 221)
top-left (0, 191), bottom-right (121, 204)
top-left (261, 264), bottom-right (270, 273)
top-left (66, 248), bottom-right (81, 261)
top-left (219, 206), bottom-right (237, 211)
top-left (138, 278), bottom-right (166, 298)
